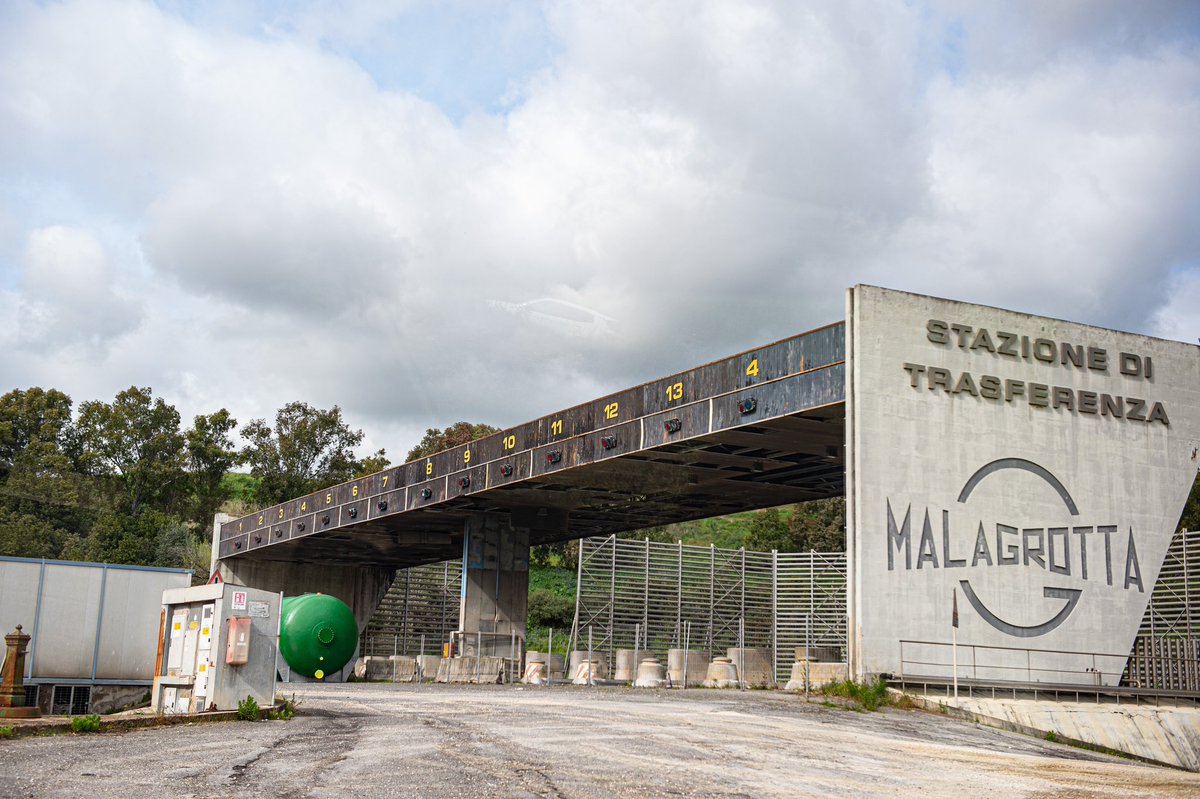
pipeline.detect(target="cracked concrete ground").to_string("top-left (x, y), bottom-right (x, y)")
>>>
top-left (2, 683), bottom-right (1198, 798)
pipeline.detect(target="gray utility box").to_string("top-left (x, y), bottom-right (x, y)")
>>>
top-left (151, 583), bottom-right (280, 714)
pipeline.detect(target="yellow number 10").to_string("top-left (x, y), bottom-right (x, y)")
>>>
top-left (503, 434), bottom-right (517, 451)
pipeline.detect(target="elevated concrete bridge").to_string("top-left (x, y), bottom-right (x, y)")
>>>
top-left (215, 320), bottom-right (847, 649)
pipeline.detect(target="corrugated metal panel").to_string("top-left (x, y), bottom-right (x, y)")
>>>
top-left (0, 558), bottom-right (191, 682)
top-left (95, 568), bottom-right (190, 679)
top-left (33, 564), bottom-right (103, 678)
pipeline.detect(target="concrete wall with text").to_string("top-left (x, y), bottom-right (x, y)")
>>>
top-left (847, 285), bottom-right (1200, 684)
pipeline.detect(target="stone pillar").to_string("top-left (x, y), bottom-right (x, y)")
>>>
top-left (0, 625), bottom-right (40, 718)
top-left (459, 513), bottom-right (530, 657)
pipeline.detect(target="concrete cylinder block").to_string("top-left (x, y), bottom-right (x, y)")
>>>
top-left (568, 650), bottom-right (609, 679)
top-left (703, 656), bottom-right (740, 688)
top-left (613, 649), bottom-right (654, 682)
top-left (726, 648), bottom-right (776, 688)
top-left (571, 659), bottom-right (603, 684)
top-left (794, 645), bottom-right (841, 663)
top-left (524, 660), bottom-right (548, 684)
top-left (634, 658), bottom-right (667, 688)
top-left (666, 649), bottom-right (710, 687)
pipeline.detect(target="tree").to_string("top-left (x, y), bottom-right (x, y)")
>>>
top-left (0, 387), bottom-right (73, 479)
top-left (789, 497), bottom-right (846, 552)
top-left (185, 409), bottom-right (241, 531)
top-left (76, 387), bottom-right (186, 516)
top-left (745, 507), bottom-right (791, 552)
top-left (241, 402), bottom-right (368, 505)
top-left (406, 421), bottom-right (500, 461)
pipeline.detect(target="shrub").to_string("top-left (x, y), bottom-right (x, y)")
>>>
top-left (69, 714), bottom-right (101, 733)
top-left (818, 678), bottom-right (891, 711)
top-left (527, 589), bottom-right (575, 628)
top-left (268, 695), bottom-right (297, 720)
top-left (1045, 731), bottom-right (1059, 743)
top-left (237, 695), bottom-right (261, 721)
top-left (0, 726), bottom-right (14, 739)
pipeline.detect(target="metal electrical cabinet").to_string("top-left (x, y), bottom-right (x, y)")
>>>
top-left (151, 583), bottom-right (280, 714)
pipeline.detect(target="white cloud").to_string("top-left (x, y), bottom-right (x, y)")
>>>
top-left (16, 226), bottom-right (143, 354)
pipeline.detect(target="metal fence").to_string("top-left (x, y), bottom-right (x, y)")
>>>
top-left (571, 536), bottom-right (847, 682)
top-left (1123, 528), bottom-right (1200, 690)
top-left (360, 560), bottom-right (462, 657)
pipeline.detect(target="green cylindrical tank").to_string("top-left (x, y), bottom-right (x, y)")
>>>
top-left (279, 594), bottom-right (358, 680)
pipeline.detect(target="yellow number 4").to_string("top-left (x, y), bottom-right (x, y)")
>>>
top-left (746, 358), bottom-right (759, 377)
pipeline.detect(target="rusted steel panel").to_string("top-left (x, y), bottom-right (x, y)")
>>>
top-left (407, 477), bottom-right (446, 509)
top-left (339, 497), bottom-right (369, 525)
top-left (532, 435), bottom-right (586, 477)
top-left (487, 453), bottom-right (531, 487)
top-left (711, 363), bottom-right (845, 432)
top-left (641, 368), bottom-right (698, 416)
top-left (590, 386), bottom-right (642, 430)
top-left (642, 399), bottom-right (711, 449)
top-left (289, 513), bottom-right (315, 539)
top-left (587, 419), bottom-right (641, 461)
top-left (368, 488), bottom-right (404, 520)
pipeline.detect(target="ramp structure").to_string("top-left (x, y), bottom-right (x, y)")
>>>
top-left (217, 322), bottom-right (846, 651)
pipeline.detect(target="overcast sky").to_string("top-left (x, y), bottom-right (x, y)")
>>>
top-left (1, 0), bottom-right (1198, 459)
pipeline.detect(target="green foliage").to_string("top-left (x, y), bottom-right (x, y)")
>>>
top-left (1044, 730), bottom-right (1059, 743)
top-left (237, 695), bottom-right (261, 721)
top-left (529, 566), bottom-right (576, 597)
top-left (818, 678), bottom-right (891, 711)
top-left (405, 421), bottom-right (500, 461)
top-left (530, 540), bottom-right (578, 570)
top-left (268, 694), bottom-right (297, 720)
top-left (184, 409), bottom-right (241, 529)
top-left (528, 589), bottom-right (575, 628)
top-left (69, 714), bottom-right (101, 733)
top-left (241, 402), bottom-right (373, 505)
top-left (77, 387), bottom-right (186, 516)
top-left (745, 507), bottom-right (790, 551)
top-left (1179, 471), bottom-right (1199, 533)
top-left (0, 725), bottom-right (14, 739)
top-left (789, 498), bottom-right (846, 552)
top-left (0, 387), bottom-right (74, 479)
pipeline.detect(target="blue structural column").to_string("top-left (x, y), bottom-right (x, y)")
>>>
top-left (459, 513), bottom-right (532, 656)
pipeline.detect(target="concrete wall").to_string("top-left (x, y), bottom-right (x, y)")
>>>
top-left (846, 285), bottom-right (1200, 684)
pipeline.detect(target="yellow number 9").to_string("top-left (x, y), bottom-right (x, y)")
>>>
top-left (464, 450), bottom-right (471, 464)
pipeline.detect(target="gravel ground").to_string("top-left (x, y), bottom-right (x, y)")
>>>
top-left (2, 683), bottom-right (1197, 799)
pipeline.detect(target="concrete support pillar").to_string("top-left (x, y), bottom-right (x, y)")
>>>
top-left (459, 513), bottom-right (529, 656)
